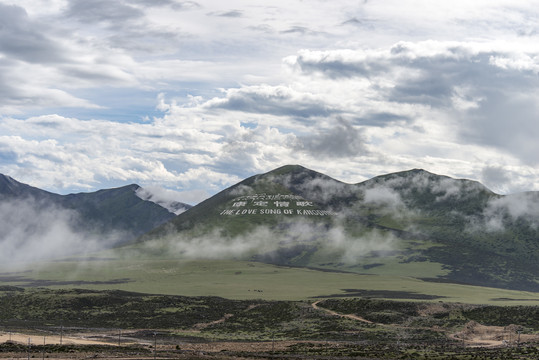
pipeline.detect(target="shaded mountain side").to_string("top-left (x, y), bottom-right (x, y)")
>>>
top-left (136, 165), bottom-right (539, 292)
top-left (353, 169), bottom-right (539, 291)
top-left (60, 184), bottom-right (181, 240)
top-left (0, 174), bottom-right (186, 246)
top-left (0, 174), bottom-right (62, 202)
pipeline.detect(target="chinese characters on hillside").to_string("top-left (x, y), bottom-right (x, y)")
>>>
top-left (219, 193), bottom-right (336, 216)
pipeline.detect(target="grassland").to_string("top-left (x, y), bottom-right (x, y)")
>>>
top-left (1, 256), bottom-right (538, 359)
top-left (1, 257), bottom-right (538, 305)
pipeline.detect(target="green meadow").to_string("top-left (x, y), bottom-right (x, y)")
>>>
top-left (2, 257), bottom-right (538, 305)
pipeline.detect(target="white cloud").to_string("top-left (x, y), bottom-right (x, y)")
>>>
top-left (0, 197), bottom-right (124, 265)
top-left (0, 0), bottom-right (539, 200)
top-left (363, 187), bottom-right (404, 210)
top-left (142, 218), bottom-right (397, 265)
top-left (135, 185), bottom-right (191, 213)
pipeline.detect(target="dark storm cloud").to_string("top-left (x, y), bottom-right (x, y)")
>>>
top-left (0, 4), bottom-right (65, 63)
top-left (297, 118), bottom-right (368, 158)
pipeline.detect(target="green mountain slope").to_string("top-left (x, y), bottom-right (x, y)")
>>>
top-left (136, 165), bottom-right (539, 292)
top-left (0, 174), bottom-right (187, 249)
top-left (353, 169), bottom-right (538, 291)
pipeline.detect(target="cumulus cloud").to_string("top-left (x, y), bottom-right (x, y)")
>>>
top-left (287, 42), bottom-right (539, 166)
top-left (1, 1), bottom-right (539, 199)
top-left (0, 113), bottom-right (245, 196)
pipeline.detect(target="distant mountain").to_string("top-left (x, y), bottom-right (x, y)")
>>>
top-left (0, 174), bottom-right (61, 201)
top-left (137, 165), bottom-right (539, 292)
top-left (0, 174), bottom-right (191, 253)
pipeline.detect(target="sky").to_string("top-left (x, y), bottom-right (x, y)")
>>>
top-left (1, 0), bottom-right (539, 204)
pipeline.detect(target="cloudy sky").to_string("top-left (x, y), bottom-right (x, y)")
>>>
top-left (1, 0), bottom-right (539, 203)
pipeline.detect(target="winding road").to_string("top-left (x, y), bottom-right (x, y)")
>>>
top-left (311, 300), bottom-right (374, 324)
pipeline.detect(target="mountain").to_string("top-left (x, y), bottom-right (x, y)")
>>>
top-left (137, 165), bottom-right (539, 292)
top-left (59, 184), bottom-right (185, 240)
top-left (0, 174), bottom-right (191, 251)
top-left (0, 174), bottom-right (62, 201)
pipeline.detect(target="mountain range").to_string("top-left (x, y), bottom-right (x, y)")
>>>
top-left (1, 166), bottom-right (538, 292)
top-left (137, 165), bottom-right (539, 292)
top-left (0, 174), bottom-right (190, 252)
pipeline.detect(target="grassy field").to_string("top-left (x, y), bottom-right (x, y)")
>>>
top-left (0, 286), bottom-right (538, 359)
top-left (1, 256), bottom-right (538, 305)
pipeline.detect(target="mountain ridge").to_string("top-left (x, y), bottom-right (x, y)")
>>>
top-left (135, 165), bottom-right (539, 292)
top-left (0, 174), bottom-right (191, 253)
top-left (1, 167), bottom-right (538, 292)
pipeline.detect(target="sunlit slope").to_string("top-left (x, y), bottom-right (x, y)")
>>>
top-left (134, 165), bottom-right (539, 292)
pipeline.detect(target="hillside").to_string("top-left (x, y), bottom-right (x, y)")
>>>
top-left (0, 174), bottom-right (62, 201)
top-left (136, 165), bottom-right (539, 292)
top-left (0, 174), bottom-right (190, 262)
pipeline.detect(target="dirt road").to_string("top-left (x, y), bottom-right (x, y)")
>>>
top-left (0, 331), bottom-right (130, 346)
top-left (311, 300), bottom-right (374, 324)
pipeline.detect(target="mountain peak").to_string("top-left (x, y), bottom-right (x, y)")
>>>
top-left (361, 168), bottom-right (491, 191)
top-left (0, 173), bottom-right (22, 194)
top-left (259, 164), bottom-right (344, 184)
top-left (0, 173), bottom-right (58, 199)
top-left (266, 164), bottom-right (310, 175)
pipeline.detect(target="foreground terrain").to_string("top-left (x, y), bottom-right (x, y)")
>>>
top-left (0, 288), bottom-right (537, 359)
